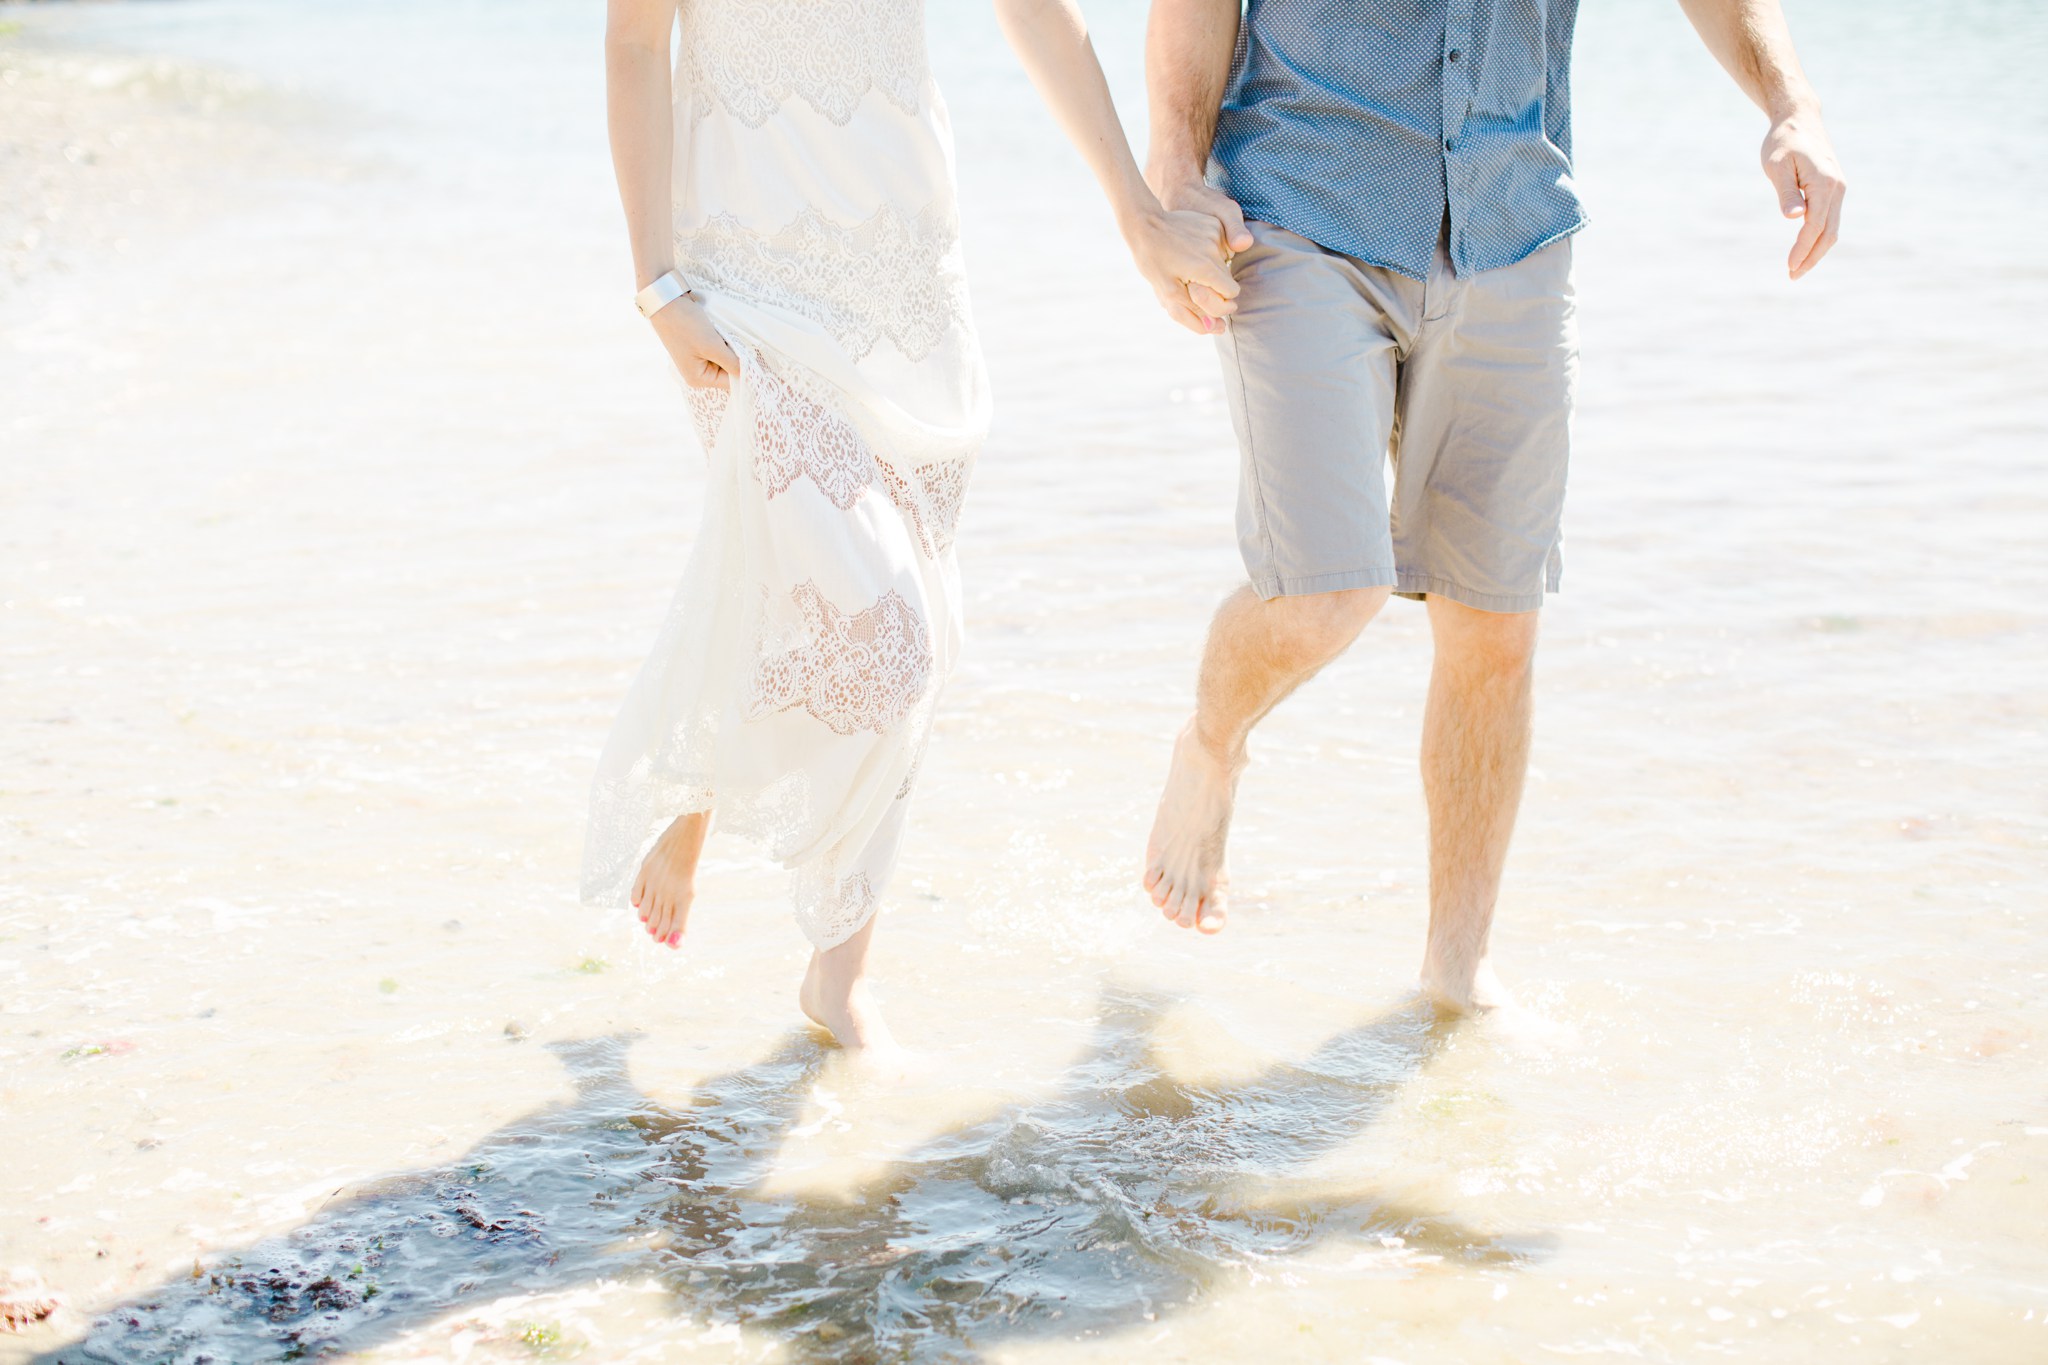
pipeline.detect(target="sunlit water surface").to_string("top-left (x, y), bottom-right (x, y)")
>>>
top-left (2, 1), bottom-right (2045, 1361)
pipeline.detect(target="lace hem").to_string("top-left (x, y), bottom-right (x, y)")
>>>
top-left (793, 869), bottom-right (879, 948)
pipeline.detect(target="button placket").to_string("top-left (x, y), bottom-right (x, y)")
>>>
top-left (1442, 1), bottom-right (1478, 273)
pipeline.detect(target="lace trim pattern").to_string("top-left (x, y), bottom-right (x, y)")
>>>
top-left (680, 205), bottom-right (968, 362)
top-left (748, 583), bottom-right (932, 736)
top-left (681, 0), bottom-right (928, 129)
top-left (879, 456), bottom-right (972, 558)
top-left (687, 385), bottom-right (729, 456)
top-left (794, 869), bottom-right (878, 945)
top-left (700, 356), bottom-right (972, 558)
top-left (750, 362), bottom-right (875, 509)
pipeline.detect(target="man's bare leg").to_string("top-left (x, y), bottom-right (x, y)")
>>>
top-left (632, 810), bottom-right (709, 949)
top-left (799, 912), bottom-right (902, 1060)
top-left (1418, 597), bottom-right (1539, 1012)
top-left (1146, 585), bottom-right (1392, 932)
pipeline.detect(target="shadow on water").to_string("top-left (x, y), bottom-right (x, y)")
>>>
top-left (42, 989), bottom-right (1552, 1363)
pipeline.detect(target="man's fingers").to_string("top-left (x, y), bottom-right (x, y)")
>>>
top-left (1765, 151), bottom-right (1806, 219)
top-left (1193, 185), bottom-right (1253, 253)
top-left (1781, 164), bottom-right (1828, 277)
top-left (1798, 224), bottom-right (1839, 278)
top-left (1215, 195), bottom-right (1253, 254)
top-left (1791, 183), bottom-right (1842, 280)
top-left (1186, 256), bottom-right (1239, 302)
top-left (1785, 203), bottom-right (1825, 277)
top-left (1785, 160), bottom-right (1845, 279)
top-left (1163, 178), bottom-right (1254, 254)
top-left (1808, 174), bottom-right (1846, 272)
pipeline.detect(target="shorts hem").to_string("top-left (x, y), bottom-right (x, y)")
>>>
top-left (1393, 573), bottom-right (1553, 613)
top-left (1250, 567), bottom-right (1399, 601)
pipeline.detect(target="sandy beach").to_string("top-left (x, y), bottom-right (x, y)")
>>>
top-left (3, 1), bottom-right (2046, 1361)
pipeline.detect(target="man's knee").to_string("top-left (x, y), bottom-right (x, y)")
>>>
top-left (1430, 600), bottom-right (1540, 683)
top-left (1268, 585), bottom-right (1389, 662)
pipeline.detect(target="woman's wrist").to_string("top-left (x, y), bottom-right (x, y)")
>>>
top-left (635, 269), bottom-right (695, 320)
top-left (1110, 174), bottom-right (1168, 247)
top-left (633, 259), bottom-right (679, 290)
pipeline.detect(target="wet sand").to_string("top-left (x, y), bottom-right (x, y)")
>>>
top-left (3, 1), bottom-right (2046, 1361)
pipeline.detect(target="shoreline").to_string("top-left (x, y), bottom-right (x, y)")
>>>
top-left (0, 15), bottom-right (306, 305)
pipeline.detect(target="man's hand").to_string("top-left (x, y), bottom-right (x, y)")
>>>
top-left (1675, 0), bottom-right (1844, 281)
top-left (1146, 173), bottom-right (1253, 333)
top-left (1123, 194), bottom-right (1244, 335)
top-left (1761, 110), bottom-right (1845, 280)
top-left (649, 296), bottom-right (741, 389)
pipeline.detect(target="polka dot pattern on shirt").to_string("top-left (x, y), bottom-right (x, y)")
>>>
top-left (1212, 0), bottom-right (1586, 281)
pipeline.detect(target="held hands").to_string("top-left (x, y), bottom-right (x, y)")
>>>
top-left (1761, 109), bottom-right (1845, 280)
top-left (649, 292), bottom-right (742, 389)
top-left (1125, 177), bottom-right (1255, 335)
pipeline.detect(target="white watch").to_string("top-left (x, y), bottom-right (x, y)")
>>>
top-left (634, 270), bottom-right (692, 319)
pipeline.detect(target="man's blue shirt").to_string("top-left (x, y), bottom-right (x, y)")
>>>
top-left (1212, 0), bottom-right (1587, 280)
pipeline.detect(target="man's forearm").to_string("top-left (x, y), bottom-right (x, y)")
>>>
top-left (1677, 0), bottom-right (1845, 281)
top-left (1144, 0), bottom-right (1240, 186)
top-left (1675, 0), bottom-right (1818, 120)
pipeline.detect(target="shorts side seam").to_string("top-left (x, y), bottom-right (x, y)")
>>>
top-left (1225, 327), bottom-right (1279, 581)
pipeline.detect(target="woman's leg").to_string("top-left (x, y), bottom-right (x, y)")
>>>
top-left (633, 809), bottom-right (711, 947)
top-left (798, 911), bottom-right (900, 1056)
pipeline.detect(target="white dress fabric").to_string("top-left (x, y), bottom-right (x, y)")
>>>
top-left (581, 0), bottom-right (988, 949)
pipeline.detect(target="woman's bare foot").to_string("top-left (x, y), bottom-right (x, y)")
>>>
top-left (1143, 720), bottom-right (1242, 933)
top-left (799, 959), bottom-right (901, 1057)
top-left (632, 810), bottom-right (709, 950)
top-left (796, 914), bottom-right (905, 1067)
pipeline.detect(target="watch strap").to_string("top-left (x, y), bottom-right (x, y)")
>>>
top-left (634, 270), bottom-right (691, 319)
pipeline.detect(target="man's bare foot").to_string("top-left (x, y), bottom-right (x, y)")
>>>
top-left (799, 953), bottom-right (904, 1065)
top-left (1419, 954), bottom-right (1515, 1015)
top-left (1143, 720), bottom-right (1242, 933)
top-left (1420, 957), bottom-right (1578, 1052)
top-left (631, 810), bottom-right (709, 950)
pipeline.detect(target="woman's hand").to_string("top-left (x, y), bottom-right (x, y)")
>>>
top-left (1121, 200), bottom-right (1241, 336)
top-left (649, 294), bottom-right (742, 389)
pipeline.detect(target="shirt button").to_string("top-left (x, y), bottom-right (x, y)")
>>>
top-left (1444, 138), bottom-right (1455, 151)
top-left (1448, 49), bottom-right (1462, 62)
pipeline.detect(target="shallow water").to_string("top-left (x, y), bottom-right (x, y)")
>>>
top-left (2, 1), bottom-right (2045, 1361)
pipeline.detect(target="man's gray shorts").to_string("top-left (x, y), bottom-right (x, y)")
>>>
top-left (1217, 221), bottom-right (1578, 613)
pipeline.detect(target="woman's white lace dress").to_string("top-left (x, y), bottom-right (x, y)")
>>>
top-left (581, 0), bottom-right (988, 949)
